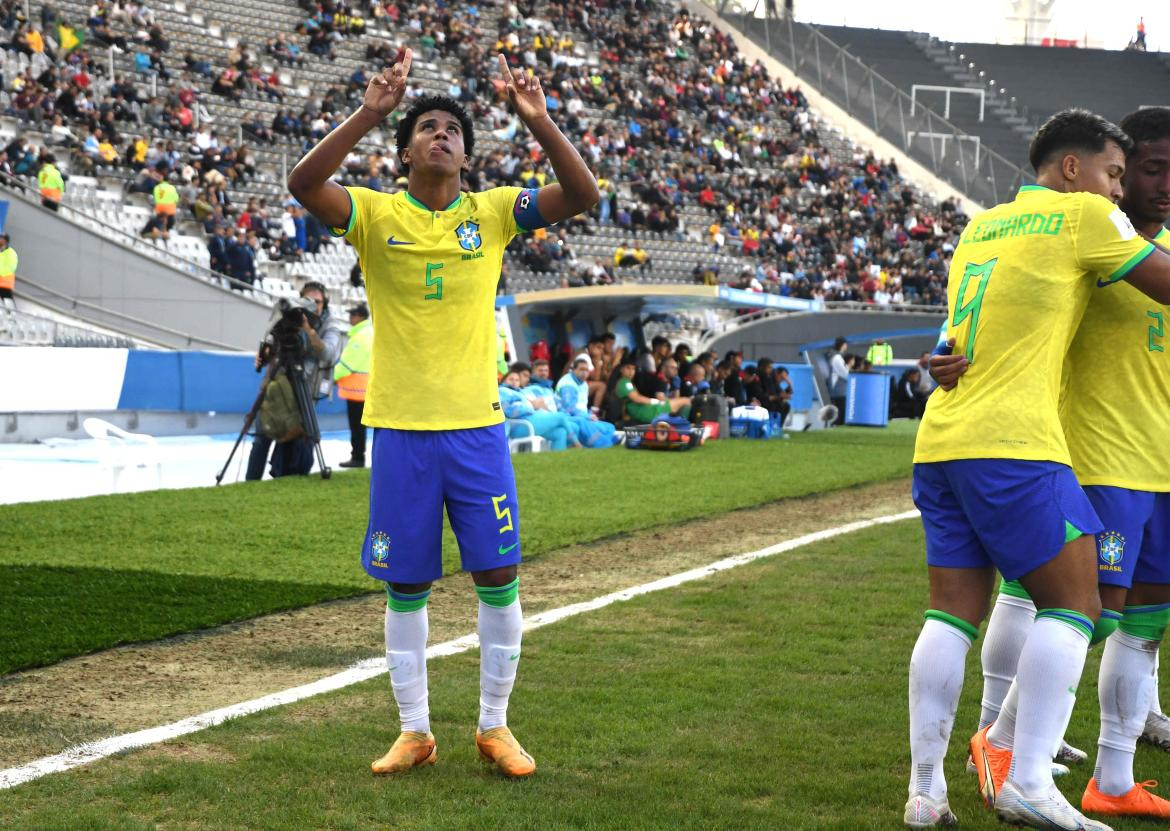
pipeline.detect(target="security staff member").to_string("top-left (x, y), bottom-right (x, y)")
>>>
top-left (0, 234), bottom-right (16, 301)
top-left (334, 303), bottom-right (372, 468)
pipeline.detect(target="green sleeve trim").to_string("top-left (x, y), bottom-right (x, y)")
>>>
top-left (1101, 242), bottom-right (1155, 285)
top-left (329, 188), bottom-right (356, 238)
top-left (924, 609), bottom-right (979, 641)
top-left (475, 577), bottom-right (520, 608)
top-left (1064, 520), bottom-right (1083, 544)
top-left (998, 578), bottom-right (1031, 600)
top-left (1091, 608), bottom-right (1122, 645)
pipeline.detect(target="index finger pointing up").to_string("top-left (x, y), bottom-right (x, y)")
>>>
top-left (498, 53), bottom-right (512, 81)
top-left (400, 47), bottom-right (412, 77)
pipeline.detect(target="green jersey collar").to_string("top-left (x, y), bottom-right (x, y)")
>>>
top-left (404, 191), bottom-right (463, 212)
top-left (1017, 184), bottom-right (1052, 195)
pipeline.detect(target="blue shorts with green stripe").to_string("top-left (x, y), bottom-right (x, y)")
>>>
top-left (361, 424), bottom-right (522, 584)
top-left (1086, 486), bottom-right (1170, 588)
top-left (913, 459), bottom-right (1102, 581)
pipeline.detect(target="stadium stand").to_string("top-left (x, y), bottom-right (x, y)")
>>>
top-left (794, 23), bottom-right (1170, 170)
top-left (0, 0), bottom-right (965, 318)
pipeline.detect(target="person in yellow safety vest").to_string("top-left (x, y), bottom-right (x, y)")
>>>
top-left (334, 303), bottom-right (373, 468)
top-left (496, 326), bottom-right (509, 379)
top-left (0, 234), bottom-right (17, 301)
top-left (866, 338), bottom-right (893, 366)
top-left (37, 154), bottom-right (64, 212)
top-left (152, 176), bottom-right (180, 232)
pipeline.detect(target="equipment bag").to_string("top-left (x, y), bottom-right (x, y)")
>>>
top-left (690, 393), bottom-right (729, 437)
top-left (258, 372), bottom-right (305, 442)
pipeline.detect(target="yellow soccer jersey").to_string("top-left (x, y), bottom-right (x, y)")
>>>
top-left (914, 185), bottom-right (1154, 465)
top-left (339, 186), bottom-right (524, 430)
top-left (1062, 227), bottom-right (1170, 489)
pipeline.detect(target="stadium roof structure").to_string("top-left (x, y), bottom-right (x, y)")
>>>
top-left (495, 284), bottom-right (815, 318)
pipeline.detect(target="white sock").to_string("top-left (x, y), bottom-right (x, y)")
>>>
top-left (1094, 631), bottom-right (1159, 796)
top-left (980, 593), bottom-right (1036, 730)
top-left (908, 618), bottom-right (974, 800)
top-left (385, 606), bottom-right (430, 733)
top-left (1008, 615), bottom-right (1091, 794)
top-left (987, 679), bottom-right (1019, 751)
top-left (478, 598), bottom-right (523, 731)
top-left (1151, 650), bottom-right (1165, 717)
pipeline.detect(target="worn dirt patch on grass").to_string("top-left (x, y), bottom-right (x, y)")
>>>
top-left (0, 479), bottom-right (913, 767)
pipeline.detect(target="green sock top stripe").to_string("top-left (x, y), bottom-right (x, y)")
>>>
top-left (1036, 608), bottom-right (1093, 642)
top-left (386, 586), bottom-right (431, 613)
top-left (998, 578), bottom-right (1031, 600)
top-left (475, 578), bottom-right (519, 608)
top-left (923, 609), bottom-right (979, 641)
top-left (1120, 604), bottom-right (1170, 642)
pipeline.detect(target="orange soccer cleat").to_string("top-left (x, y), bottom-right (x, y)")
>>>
top-left (475, 726), bottom-right (536, 777)
top-left (371, 731), bottom-right (437, 775)
top-left (1082, 778), bottom-right (1170, 818)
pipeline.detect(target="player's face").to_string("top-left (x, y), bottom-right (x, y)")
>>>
top-left (405, 110), bottom-right (468, 177)
top-left (1072, 141), bottom-right (1126, 203)
top-left (532, 364), bottom-right (549, 381)
top-left (1122, 137), bottom-right (1170, 226)
top-left (573, 363), bottom-right (589, 381)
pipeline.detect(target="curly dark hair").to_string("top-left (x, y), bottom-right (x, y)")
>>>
top-left (1120, 107), bottom-right (1170, 153)
top-left (394, 94), bottom-right (475, 173)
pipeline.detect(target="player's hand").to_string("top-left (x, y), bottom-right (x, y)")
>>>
top-left (363, 49), bottom-right (411, 119)
top-left (929, 339), bottom-right (968, 391)
top-left (498, 53), bottom-right (547, 123)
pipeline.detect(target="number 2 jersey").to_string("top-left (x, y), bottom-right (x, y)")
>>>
top-left (1061, 226), bottom-right (1170, 489)
top-left (913, 185), bottom-right (1154, 465)
top-left (337, 186), bottom-right (528, 430)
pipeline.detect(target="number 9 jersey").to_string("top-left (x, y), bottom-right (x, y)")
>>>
top-left (334, 186), bottom-right (542, 431)
top-left (914, 185), bottom-right (1155, 465)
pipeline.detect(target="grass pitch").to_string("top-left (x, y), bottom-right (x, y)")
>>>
top-left (6, 518), bottom-right (1170, 830)
top-left (0, 424), bottom-right (916, 675)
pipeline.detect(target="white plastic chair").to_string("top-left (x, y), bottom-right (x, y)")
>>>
top-left (82, 418), bottom-right (162, 491)
top-left (506, 419), bottom-right (547, 454)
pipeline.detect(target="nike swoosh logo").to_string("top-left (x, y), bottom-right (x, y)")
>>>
top-left (508, 653), bottom-right (520, 661)
top-left (386, 236), bottom-right (414, 246)
top-left (498, 542), bottom-right (518, 556)
top-left (1097, 277), bottom-right (1120, 287)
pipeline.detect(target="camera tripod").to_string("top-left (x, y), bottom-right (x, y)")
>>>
top-left (215, 354), bottom-right (332, 484)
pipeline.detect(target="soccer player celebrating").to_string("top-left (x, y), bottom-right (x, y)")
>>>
top-left (967, 106), bottom-right (1170, 821)
top-left (287, 49), bottom-right (598, 777)
top-left (904, 109), bottom-right (1170, 830)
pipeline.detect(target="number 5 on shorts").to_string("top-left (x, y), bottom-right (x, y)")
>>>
top-left (952, 258), bottom-right (997, 363)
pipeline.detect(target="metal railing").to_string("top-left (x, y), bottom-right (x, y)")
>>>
top-left (0, 171), bottom-right (273, 299)
top-left (707, 4), bottom-right (1033, 207)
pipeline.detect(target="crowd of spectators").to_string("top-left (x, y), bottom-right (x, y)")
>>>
top-left (0, 0), bottom-right (967, 305)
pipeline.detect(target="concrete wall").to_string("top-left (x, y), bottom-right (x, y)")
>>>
top-left (708, 309), bottom-right (945, 362)
top-left (5, 189), bottom-right (272, 349)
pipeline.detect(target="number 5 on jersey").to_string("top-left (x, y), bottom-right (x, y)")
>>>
top-left (952, 259), bottom-right (997, 363)
top-left (424, 262), bottom-right (444, 300)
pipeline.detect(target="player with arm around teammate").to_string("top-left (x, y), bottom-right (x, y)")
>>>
top-left (905, 109), bottom-right (1170, 830)
top-left (964, 107), bottom-right (1170, 822)
top-left (287, 49), bottom-right (598, 778)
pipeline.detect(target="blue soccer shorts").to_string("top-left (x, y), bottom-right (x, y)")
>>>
top-left (1085, 486), bottom-right (1170, 588)
top-left (913, 459), bottom-right (1102, 581)
top-left (361, 423), bottom-right (522, 584)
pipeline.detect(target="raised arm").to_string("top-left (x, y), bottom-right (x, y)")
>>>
top-left (287, 49), bottom-right (413, 228)
top-left (498, 54), bottom-right (599, 224)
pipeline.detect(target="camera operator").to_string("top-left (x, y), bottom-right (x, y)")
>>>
top-left (245, 280), bottom-right (345, 480)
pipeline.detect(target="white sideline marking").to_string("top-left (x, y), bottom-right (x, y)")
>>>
top-left (0, 509), bottom-right (920, 790)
